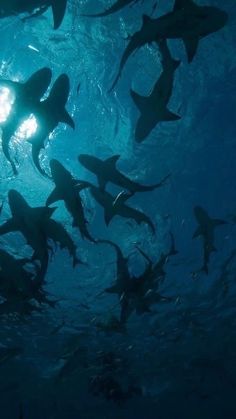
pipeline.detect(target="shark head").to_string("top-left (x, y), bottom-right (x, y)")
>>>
top-left (8, 190), bottom-right (29, 217)
top-left (78, 154), bottom-right (98, 172)
top-left (199, 6), bottom-right (228, 36)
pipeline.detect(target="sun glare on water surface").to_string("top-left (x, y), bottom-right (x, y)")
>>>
top-left (0, 87), bottom-right (15, 123)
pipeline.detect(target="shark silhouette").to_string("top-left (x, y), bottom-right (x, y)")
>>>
top-left (90, 186), bottom-right (155, 234)
top-left (0, 67), bottom-right (52, 174)
top-left (193, 206), bottom-right (227, 274)
top-left (78, 153), bottom-right (170, 192)
top-left (44, 218), bottom-right (82, 267)
top-left (131, 39), bottom-right (181, 142)
top-left (110, 0), bottom-right (227, 90)
top-left (0, 190), bottom-right (56, 279)
top-left (27, 74), bottom-right (74, 177)
top-left (0, 248), bottom-right (55, 306)
top-left (47, 159), bottom-right (96, 242)
top-left (119, 247), bottom-right (172, 323)
top-left (98, 240), bottom-right (132, 296)
top-left (81, 0), bottom-right (140, 18)
top-left (0, 0), bottom-right (68, 29)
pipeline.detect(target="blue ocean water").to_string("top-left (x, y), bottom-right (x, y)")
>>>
top-left (0, 0), bottom-right (235, 418)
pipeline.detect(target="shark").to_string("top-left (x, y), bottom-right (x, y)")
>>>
top-left (27, 74), bottom-right (74, 177)
top-left (0, 190), bottom-right (56, 279)
top-left (131, 39), bottom-right (181, 142)
top-left (119, 248), bottom-right (172, 322)
top-left (46, 159), bottom-right (96, 242)
top-left (0, 248), bottom-right (55, 306)
top-left (44, 218), bottom-right (82, 267)
top-left (0, 0), bottom-right (68, 29)
top-left (193, 206), bottom-right (227, 274)
top-left (98, 240), bottom-right (132, 296)
top-left (78, 153), bottom-right (170, 192)
top-left (0, 68), bottom-right (52, 174)
top-left (81, 0), bottom-right (141, 18)
top-left (110, 0), bottom-right (228, 90)
top-left (90, 186), bottom-right (155, 234)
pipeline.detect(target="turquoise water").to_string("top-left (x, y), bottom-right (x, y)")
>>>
top-left (0, 1), bottom-right (235, 418)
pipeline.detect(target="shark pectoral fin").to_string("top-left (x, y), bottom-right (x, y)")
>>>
top-left (0, 219), bottom-right (18, 235)
top-left (212, 218), bottom-right (227, 227)
top-left (113, 191), bottom-right (133, 208)
top-left (51, 0), bottom-right (67, 29)
top-left (162, 109), bottom-right (181, 122)
top-left (193, 226), bottom-right (202, 239)
top-left (60, 110), bottom-right (75, 129)
top-left (46, 188), bottom-right (62, 206)
top-left (183, 37), bottom-right (199, 63)
top-left (73, 180), bottom-right (91, 191)
top-left (105, 285), bottom-right (118, 294)
top-left (130, 89), bottom-right (146, 112)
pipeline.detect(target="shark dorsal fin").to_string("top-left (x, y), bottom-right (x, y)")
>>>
top-left (142, 14), bottom-right (152, 25)
top-left (174, 0), bottom-right (198, 12)
top-left (51, 0), bottom-right (67, 29)
top-left (130, 89), bottom-right (147, 112)
top-left (105, 155), bottom-right (120, 168)
top-left (32, 206), bottom-right (57, 221)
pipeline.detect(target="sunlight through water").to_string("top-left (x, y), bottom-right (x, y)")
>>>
top-left (15, 114), bottom-right (38, 140)
top-left (0, 87), bottom-right (15, 123)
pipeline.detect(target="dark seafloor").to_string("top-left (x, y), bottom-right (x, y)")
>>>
top-left (0, 0), bottom-right (235, 418)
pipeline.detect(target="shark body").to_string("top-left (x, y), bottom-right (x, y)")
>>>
top-left (0, 0), bottom-right (68, 29)
top-left (27, 74), bottom-right (74, 177)
top-left (110, 0), bottom-right (227, 90)
top-left (79, 153), bottom-right (170, 192)
top-left (47, 159), bottom-right (96, 242)
top-left (131, 39), bottom-right (181, 142)
top-left (0, 68), bottom-right (52, 174)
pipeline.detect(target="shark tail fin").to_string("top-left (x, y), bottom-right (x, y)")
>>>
top-left (151, 174), bottom-right (171, 191)
top-left (51, 0), bottom-right (67, 29)
top-left (31, 147), bottom-right (51, 179)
